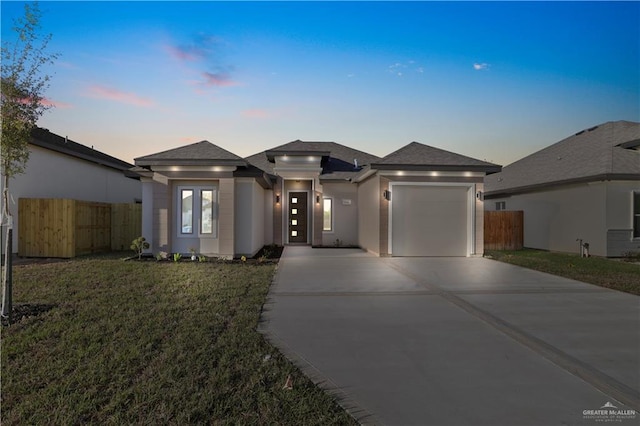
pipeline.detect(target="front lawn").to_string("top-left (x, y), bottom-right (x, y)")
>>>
top-left (1, 256), bottom-right (356, 425)
top-left (485, 249), bottom-right (640, 295)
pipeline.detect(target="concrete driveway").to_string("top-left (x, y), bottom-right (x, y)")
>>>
top-left (260, 247), bottom-right (640, 425)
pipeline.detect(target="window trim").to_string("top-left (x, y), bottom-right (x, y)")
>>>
top-left (176, 185), bottom-right (218, 239)
top-left (200, 189), bottom-right (214, 235)
top-left (323, 197), bottom-right (333, 233)
top-left (180, 189), bottom-right (194, 234)
top-left (633, 192), bottom-right (640, 239)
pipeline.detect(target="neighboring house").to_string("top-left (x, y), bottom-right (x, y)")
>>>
top-left (1, 128), bottom-right (142, 253)
top-left (484, 121), bottom-right (640, 257)
top-left (134, 140), bottom-right (500, 258)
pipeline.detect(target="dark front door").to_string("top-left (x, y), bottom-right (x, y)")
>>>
top-left (288, 192), bottom-right (308, 243)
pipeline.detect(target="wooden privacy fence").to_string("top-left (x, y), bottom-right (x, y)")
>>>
top-left (484, 210), bottom-right (524, 251)
top-left (18, 198), bottom-right (142, 258)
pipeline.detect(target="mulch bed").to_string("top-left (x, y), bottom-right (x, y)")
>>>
top-left (2, 303), bottom-right (56, 326)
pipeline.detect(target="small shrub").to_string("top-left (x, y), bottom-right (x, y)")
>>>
top-left (198, 255), bottom-right (207, 262)
top-left (130, 237), bottom-right (150, 260)
top-left (155, 251), bottom-right (168, 261)
top-left (173, 253), bottom-right (182, 262)
top-left (621, 251), bottom-right (640, 262)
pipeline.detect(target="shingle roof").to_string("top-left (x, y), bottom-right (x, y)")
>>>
top-left (372, 141), bottom-right (501, 172)
top-left (485, 121), bottom-right (640, 197)
top-left (246, 140), bottom-right (380, 181)
top-left (135, 141), bottom-right (247, 167)
top-left (31, 127), bottom-right (134, 171)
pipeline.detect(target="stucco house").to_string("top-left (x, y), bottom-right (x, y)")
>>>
top-left (1, 128), bottom-right (142, 254)
top-left (484, 120), bottom-right (640, 257)
top-left (134, 140), bottom-right (500, 258)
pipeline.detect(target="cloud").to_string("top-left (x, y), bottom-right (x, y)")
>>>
top-left (165, 33), bottom-right (239, 92)
top-left (85, 85), bottom-right (154, 107)
top-left (41, 98), bottom-right (73, 109)
top-left (473, 63), bottom-right (489, 71)
top-left (165, 34), bottom-right (224, 63)
top-left (242, 109), bottom-right (270, 119)
top-left (179, 136), bottom-right (200, 143)
top-left (388, 61), bottom-right (424, 76)
top-left (165, 45), bottom-right (201, 62)
top-left (201, 71), bottom-right (238, 87)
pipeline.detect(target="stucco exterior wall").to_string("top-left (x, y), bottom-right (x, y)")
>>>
top-left (475, 182), bottom-right (485, 255)
top-left (321, 182), bottom-right (358, 247)
top-left (263, 189), bottom-right (274, 246)
top-left (605, 181), bottom-right (640, 256)
top-left (234, 179), bottom-right (266, 257)
top-left (488, 182), bottom-right (608, 256)
top-left (357, 174), bottom-right (380, 255)
top-left (153, 180), bottom-right (171, 254)
top-left (6, 145), bottom-right (141, 253)
top-left (218, 178), bottom-right (235, 258)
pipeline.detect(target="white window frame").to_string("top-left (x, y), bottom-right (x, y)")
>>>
top-left (323, 197), bottom-right (334, 233)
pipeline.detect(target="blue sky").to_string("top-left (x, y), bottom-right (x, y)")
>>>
top-left (2, 1), bottom-right (638, 166)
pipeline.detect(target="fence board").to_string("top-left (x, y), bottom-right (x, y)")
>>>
top-left (19, 198), bottom-right (76, 257)
top-left (484, 211), bottom-right (524, 251)
top-left (75, 201), bottom-right (111, 256)
top-left (111, 203), bottom-right (142, 251)
top-left (18, 198), bottom-right (141, 258)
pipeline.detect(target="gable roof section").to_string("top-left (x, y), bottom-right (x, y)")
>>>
top-left (371, 141), bottom-right (501, 172)
top-left (31, 127), bottom-right (134, 171)
top-left (485, 121), bottom-right (640, 197)
top-left (246, 140), bottom-right (381, 181)
top-left (135, 141), bottom-right (247, 167)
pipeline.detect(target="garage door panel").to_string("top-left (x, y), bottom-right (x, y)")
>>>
top-left (392, 185), bottom-right (468, 256)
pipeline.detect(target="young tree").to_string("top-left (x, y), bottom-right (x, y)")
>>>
top-left (1, 1), bottom-right (57, 322)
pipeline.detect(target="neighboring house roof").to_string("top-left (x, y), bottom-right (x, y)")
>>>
top-left (31, 127), bottom-right (134, 171)
top-left (371, 141), bottom-right (501, 172)
top-left (246, 140), bottom-right (381, 181)
top-left (485, 121), bottom-right (640, 197)
top-left (135, 141), bottom-right (247, 167)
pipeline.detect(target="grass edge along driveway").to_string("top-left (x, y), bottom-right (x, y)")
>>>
top-left (1, 256), bottom-right (357, 425)
top-left (485, 249), bottom-right (640, 295)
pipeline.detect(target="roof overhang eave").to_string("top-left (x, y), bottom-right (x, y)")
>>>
top-left (370, 163), bottom-right (502, 174)
top-left (134, 159), bottom-right (248, 167)
top-left (484, 173), bottom-right (640, 199)
top-left (31, 138), bottom-right (133, 171)
top-left (265, 150), bottom-right (331, 162)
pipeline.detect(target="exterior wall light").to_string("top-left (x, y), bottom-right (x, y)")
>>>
top-left (276, 194), bottom-right (280, 204)
top-left (383, 190), bottom-right (391, 201)
top-left (476, 191), bottom-right (483, 200)
top-left (316, 195), bottom-right (320, 204)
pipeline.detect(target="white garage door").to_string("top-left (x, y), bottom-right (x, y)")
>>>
top-left (391, 185), bottom-right (469, 256)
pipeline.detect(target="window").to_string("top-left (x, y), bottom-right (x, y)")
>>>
top-left (201, 190), bottom-right (213, 234)
top-left (323, 198), bottom-right (333, 231)
top-left (181, 190), bottom-right (193, 234)
top-left (634, 192), bottom-right (640, 238)
top-left (177, 186), bottom-right (217, 238)
top-left (495, 201), bottom-right (506, 211)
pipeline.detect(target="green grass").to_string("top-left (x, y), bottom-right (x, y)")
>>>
top-left (485, 249), bottom-right (640, 295)
top-left (1, 256), bottom-right (357, 425)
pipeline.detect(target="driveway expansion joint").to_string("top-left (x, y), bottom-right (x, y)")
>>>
top-left (384, 259), bottom-right (640, 411)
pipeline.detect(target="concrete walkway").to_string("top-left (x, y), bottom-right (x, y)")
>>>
top-left (260, 247), bottom-right (640, 425)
